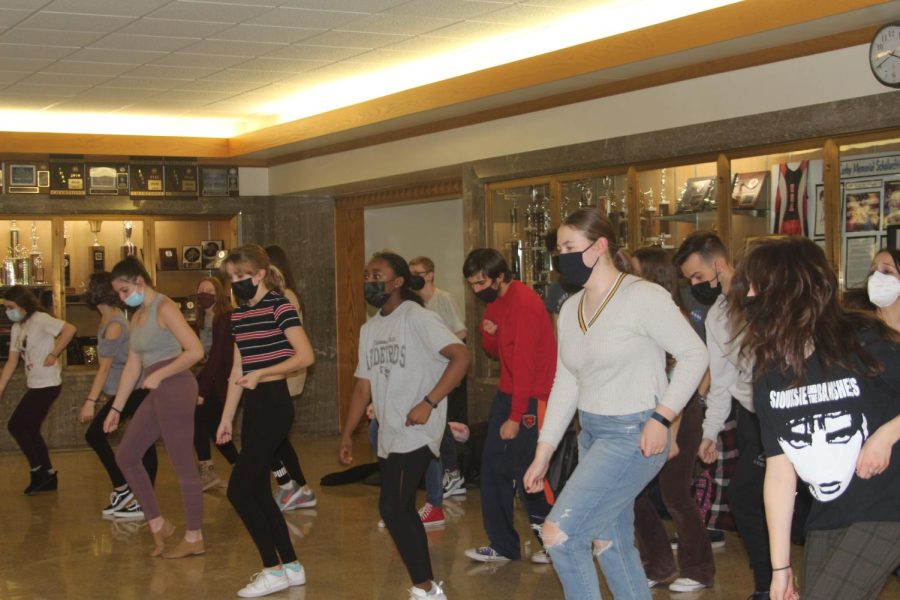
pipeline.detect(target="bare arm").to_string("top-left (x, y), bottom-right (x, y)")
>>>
top-left (110, 349), bottom-right (142, 410)
top-left (338, 377), bottom-right (372, 464)
top-left (764, 455), bottom-right (799, 600)
top-left (405, 343), bottom-right (470, 426)
top-left (86, 322), bottom-right (122, 401)
top-left (216, 344), bottom-right (244, 444)
top-left (46, 322), bottom-right (77, 364)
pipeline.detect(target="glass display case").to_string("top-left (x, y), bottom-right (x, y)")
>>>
top-left (639, 162), bottom-right (718, 250)
top-left (559, 173), bottom-right (629, 247)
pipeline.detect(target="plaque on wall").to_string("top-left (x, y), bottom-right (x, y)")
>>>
top-left (7, 162), bottom-right (50, 194)
top-left (129, 163), bottom-right (165, 197)
top-left (88, 164), bottom-right (129, 196)
top-left (731, 171), bottom-right (769, 210)
top-left (165, 164), bottom-right (198, 198)
top-left (182, 245), bottom-right (202, 270)
top-left (159, 248), bottom-right (178, 271)
top-left (50, 161), bottom-right (86, 196)
top-left (200, 166), bottom-right (239, 197)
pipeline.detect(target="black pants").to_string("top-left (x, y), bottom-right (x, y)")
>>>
top-left (440, 423), bottom-right (459, 472)
top-left (193, 390), bottom-right (239, 464)
top-left (8, 386), bottom-right (61, 470)
top-left (85, 389), bottom-right (157, 488)
top-left (380, 445), bottom-right (435, 585)
top-left (227, 380), bottom-right (297, 568)
top-left (729, 403), bottom-right (771, 592)
top-left (272, 439), bottom-right (307, 486)
top-left (480, 392), bottom-right (551, 559)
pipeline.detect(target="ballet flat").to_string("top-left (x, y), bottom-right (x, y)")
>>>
top-left (162, 537), bottom-right (205, 559)
top-left (150, 519), bottom-right (176, 557)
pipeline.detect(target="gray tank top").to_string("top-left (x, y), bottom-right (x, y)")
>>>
top-left (98, 313), bottom-right (130, 396)
top-left (129, 292), bottom-right (182, 368)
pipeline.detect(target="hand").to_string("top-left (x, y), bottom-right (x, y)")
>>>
top-left (236, 371), bottom-right (262, 390)
top-left (667, 441), bottom-right (680, 461)
top-left (405, 401), bottom-right (432, 426)
top-left (697, 438), bottom-right (718, 463)
top-left (103, 409), bottom-right (120, 433)
top-left (770, 567), bottom-right (799, 600)
top-left (197, 396), bottom-right (205, 406)
top-left (141, 372), bottom-right (162, 390)
top-left (366, 403), bottom-right (375, 420)
top-left (499, 419), bottom-right (520, 440)
top-left (216, 421), bottom-right (233, 445)
top-left (640, 419), bottom-right (668, 457)
top-left (523, 455), bottom-right (550, 494)
top-left (338, 436), bottom-right (353, 465)
top-left (482, 319), bottom-right (498, 335)
top-left (43, 353), bottom-right (58, 367)
top-left (79, 400), bottom-right (96, 424)
top-left (856, 429), bottom-right (892, 479)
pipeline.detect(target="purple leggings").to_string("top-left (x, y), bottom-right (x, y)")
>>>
top-left (115, 360), bottom-right (202, 530)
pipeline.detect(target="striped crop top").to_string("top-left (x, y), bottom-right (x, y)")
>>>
top-left (231, 291), bottom-right (302, 373)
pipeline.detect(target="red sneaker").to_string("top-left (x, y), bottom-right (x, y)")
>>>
top-left (418, 503), bottom-right (446, 528)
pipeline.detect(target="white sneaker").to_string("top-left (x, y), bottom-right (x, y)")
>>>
top-left (101, 487), bottom-right (134, 516)
top-left (530, 550), bottom-right (551, 564)
top-left (409, 580), bottom-right (447, 599)
top-left (283, 485), bottom-right (317, 510)
top-left (283, 562), bottom-right (306, 587)
top-left (237, 569), bottom-right (289, 598)
top-left (669, 577), bottom-right (707, 592)
top-left (442, 470), bottom-right (466, 498)
top-left (377, 519), bottom-right (386, 528)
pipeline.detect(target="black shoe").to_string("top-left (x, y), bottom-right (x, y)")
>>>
top-left (25, 469), bottom-right (57, 495)
top-left (23, 470), bottom-right (40, 494)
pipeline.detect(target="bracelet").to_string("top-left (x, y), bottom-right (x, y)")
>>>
top-left (85, 398), bottom-right (98, 404)
top-left (423, 396), bottom-right (439, 409)
top-left (110, 406), bottom-right (122, 415)
top-left (772, 565), bottom-right (791, 571)
top-left (649, 411), bottom-right (672, 428)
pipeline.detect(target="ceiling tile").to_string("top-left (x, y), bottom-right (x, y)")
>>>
top-left (301, 30), bottom-right (410, 50)
top-left (0, 0), bottom-right (61, 9)
top-left (0, 9), bottom-right (33, 28)
top-left (0, 70), bottom-right (28, 84)
top-left (47, 97), bottom-right (136, 111)
top-left (273, 0), bottom-right (408, 10)
top-left (42, 61), bottom-right (138, 77)
top-left (519, 0), bottom-right (611, 8)
top-left (67, 47), bottom-right (167, 64)
top-left (121, 64), bottom-right (219, 80)
top-left (138, 89), bottom-right (235, 104)
top-left (386, 35), bottom-right (467, 54)
top-left (347, 49), bottom-right (420, 67)
top-left (473, 3), bottom-right (568, 25)
top-left (339, 14), bottom-right (457, 36)
top-left (18, 12), bottom-right (134, 33)
top-left (264, 44), bottom-right (365, 61)
top-left (2, 83), bottom-right (87, 97)
top-left (0, 57), bottom-right (55, 72)
top-left (385, 0), bottom-right (506, 19)
top-left (0, 43), bottom-right (80, 60)
top-left (91, 33), bottom-right (198, 52)
top-left (230, 57), bottom-right (326, 73)
top-left (0, 96), bottom-right (63, 110)
top-left (0, 27), bottom-right (105, 47)
top-left (117, 17), bottom-right (231, 38)
top-left (103, 76), bottom-right (186, 90)
top-left (172, 78), bottom-right (265, 93)
top-left (153, 52), bottom-right (248, 69)
top-left (202, 69), bottom-right (286, 83)
top-left (210, 24), bottom-right (323, 44)
top-left (425, 19), bottom-right (521, 39)
top-left (180, 38), bottom-right (285, 57)
top-left (146, 1), bottom-right (271, 24)
top-left (75, 86), bottom-right (160, 100)
top-left (42, 0), bottom-right (172, 18)
top-left (21, 72), bottom-right (112, 87)
top-left (248, 7), bottom-right (363, 30)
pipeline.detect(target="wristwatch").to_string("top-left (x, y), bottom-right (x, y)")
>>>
top-left (423, 396), bottom-right (438, 409)
top-left (650, 411), bottom-right (672, 428)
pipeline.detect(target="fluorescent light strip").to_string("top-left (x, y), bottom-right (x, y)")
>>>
top-left (0, 109), bottom-right (245, 138)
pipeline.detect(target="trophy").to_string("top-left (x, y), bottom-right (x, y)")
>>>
top-left (659, 169), bottom-right (669, 206)
top-left (121, 221), bottom-right (137, 259)
top-left (8, 220), bottom-right (30, 285)
top-left (506, 196), bottom-right (522, 281)
top-left (63, 223), bottom-right (71, 288)
top-left (29, 222), bottom-right (44, 285)
top-left (87, 220), bottom-right (105, 273)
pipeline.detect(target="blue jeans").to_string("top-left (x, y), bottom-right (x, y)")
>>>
top-left (368, 418), bottom-right (443, 508)
top-left (480, 392), bottom-right (550, 559)
top-left (546, 408), bottom-right (668, 600)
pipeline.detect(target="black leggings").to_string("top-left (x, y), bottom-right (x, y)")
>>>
top-left (272, 439), bottom-right (307, 486)
top-left (227, 380), bottom-right (297, 568)
top-left (380, 445), bottom-right (435, 585)
top-left (85, 390), bottom-right (157, 489)
top-left (194, 390), bottom-right (239, 464)
top-left (8, 386), bottom-right (61, 470)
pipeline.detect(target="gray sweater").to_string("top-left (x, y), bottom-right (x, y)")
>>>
top-left (539, 274), bottom-right (709, 449)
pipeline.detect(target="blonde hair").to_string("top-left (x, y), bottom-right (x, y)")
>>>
top-left (221, 243), bottom-right (285, 300)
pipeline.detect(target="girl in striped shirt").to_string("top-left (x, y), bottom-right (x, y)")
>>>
top-left (217, 244), bottom-right (315, 598)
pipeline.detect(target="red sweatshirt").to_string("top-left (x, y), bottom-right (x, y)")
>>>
top-left (195, 311), bottom-right (234, 403)
top-left (480, 280), bottom-right (557, 423)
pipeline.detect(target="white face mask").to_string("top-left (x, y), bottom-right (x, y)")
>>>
top-left (867, 270), bottom-right (900, 308)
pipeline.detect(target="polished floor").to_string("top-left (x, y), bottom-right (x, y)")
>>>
top-left (1, 436), bottom-right (897, 600)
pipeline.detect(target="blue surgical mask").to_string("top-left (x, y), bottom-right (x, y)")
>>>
top-left (124, 287), bottom-right (145, 308)
top-left (6, 307), bottom-right (23, 322)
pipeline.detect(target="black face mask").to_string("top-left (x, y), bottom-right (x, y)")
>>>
top-left (475, 283), bottom-right (500, 304)
top-left (231, 277), bottom-right (259, 301)
top-left (364, 282), bottom-right (391, 308)
top-left (558, 248), bottom-right (599, 287)
top-left (690, 275), bottom-right (721, 306)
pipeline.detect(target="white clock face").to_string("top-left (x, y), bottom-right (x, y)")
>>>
top-left (870, 22), bottom-right (900, 88)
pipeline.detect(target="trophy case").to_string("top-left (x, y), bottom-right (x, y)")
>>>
top-left (639, 161), bottom-right (718, 250)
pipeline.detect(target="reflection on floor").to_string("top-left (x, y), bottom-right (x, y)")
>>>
top-left (0, 435), bottom-right (897, 600)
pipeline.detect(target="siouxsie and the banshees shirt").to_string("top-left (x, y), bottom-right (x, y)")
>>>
top-left (754, 329), bottom-right (900, 530)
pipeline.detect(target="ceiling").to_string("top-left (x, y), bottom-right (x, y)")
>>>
top-left (0, 0), bottom-right (895, 162)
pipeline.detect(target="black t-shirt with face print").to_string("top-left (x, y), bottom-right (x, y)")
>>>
top-left (753, 329), bottom-right (900, 531)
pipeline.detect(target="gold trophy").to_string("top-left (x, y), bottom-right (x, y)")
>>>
top-left (87, 219), bottom-right (105, 273)
top-left (121, 220), bottom-right (137, 259)
top-left (29, 222), bottom-right (44, 285)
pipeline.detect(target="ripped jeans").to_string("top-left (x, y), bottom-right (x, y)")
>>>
top-left (545, 408), bottom-right (667, 600)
